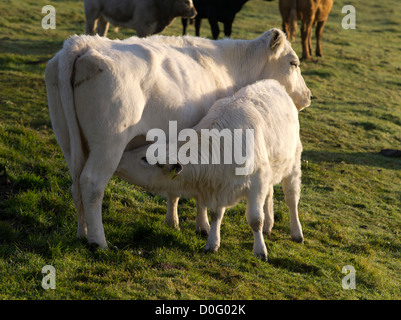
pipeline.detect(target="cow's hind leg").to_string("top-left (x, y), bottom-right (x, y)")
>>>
top-left (79, 144), bottom-right (124, 248)
top-left (315, 20), bottom-right (326, 57)
top-left (282, 163), bottom-right (304, 243)
top-left (72, 183), bottom-right (87, 238)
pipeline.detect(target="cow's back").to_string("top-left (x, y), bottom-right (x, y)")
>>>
top-left (69, 35), bottom-right (237, 141)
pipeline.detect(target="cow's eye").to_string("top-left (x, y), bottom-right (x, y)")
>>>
top-left (141, 157), bottom-right (149, 165)
top-left (290, 61), bottom-right (299, 67)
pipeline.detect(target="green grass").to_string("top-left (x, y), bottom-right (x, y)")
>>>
top-left (1, 0), bottom-right (401, 299)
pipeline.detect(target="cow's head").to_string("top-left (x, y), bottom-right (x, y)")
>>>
top-left (263, 29), bottom-right (311, 111)
top-left (174, 0), bottom-right (197, 18)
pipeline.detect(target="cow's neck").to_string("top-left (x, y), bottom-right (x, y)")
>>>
top-left (218, 36), bottom-right (269, 91)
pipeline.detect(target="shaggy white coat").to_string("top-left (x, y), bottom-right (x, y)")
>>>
top-left (117, 79), bottom-right (308, 261)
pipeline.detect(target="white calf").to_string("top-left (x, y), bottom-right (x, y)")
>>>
top-left (117, 78), bottom-right (310, 260)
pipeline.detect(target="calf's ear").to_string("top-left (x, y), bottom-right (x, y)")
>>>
top-left (269, 28), bottom-right (285, 58)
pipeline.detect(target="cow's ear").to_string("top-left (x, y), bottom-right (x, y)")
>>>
top-left (269, 29), bottom-right (285, 57)
top-left (164, 162), bottom-right (183, 179)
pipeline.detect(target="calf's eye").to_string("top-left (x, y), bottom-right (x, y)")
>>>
top-left (290, 61), bottom-right (299, 67)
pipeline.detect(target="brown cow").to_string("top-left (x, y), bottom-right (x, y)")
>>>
top-left (279, 0), bottom-right (333, 59)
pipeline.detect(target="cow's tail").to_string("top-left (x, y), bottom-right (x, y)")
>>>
top-left (289, 7), bottom-right (297, 41)
top-left (54, 36), bottom-right (89, 184)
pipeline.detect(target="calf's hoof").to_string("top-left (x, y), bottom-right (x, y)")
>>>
top-left (291, 235), bottom-right (304, 244)
top-left (255, 252), bottom-right (268, 262)
top-left (196, 229), bottom-right (209, 238)
top-left (203, 244), bottom-right (219, 254)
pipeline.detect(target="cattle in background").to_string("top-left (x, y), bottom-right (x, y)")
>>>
top-left (45, 29), bottom-right (311, 248)
top-left (279, 0), bottom-right (333, 59)
top-left (181, 0), bottom-right (248, 39)
top-left (84, 0), bottom-right (197, 37)
top-left (117, 78), bottom-right (310, 260)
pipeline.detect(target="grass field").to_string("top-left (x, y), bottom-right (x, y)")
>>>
top-left (1, 0), bottom-right (401, 300)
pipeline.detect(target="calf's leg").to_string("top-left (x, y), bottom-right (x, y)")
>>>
top-left (195, 201), bottom-right (210, 235)
top-left (263, 185), bottom-right (274, 236)
top-left (246, 183), bottom-right (268, 261)
top-left (204, 207), bottom-right (225, 253)
top-left (282, 165), bottom-right (304, 243)
top-left (164, 195), bottom-right (180, 229)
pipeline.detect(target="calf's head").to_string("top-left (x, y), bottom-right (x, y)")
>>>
top-left (174, 0), bottom-right (197, 19)
top-left (264, 29), bottom-right (311, 111)
top-left (116, 145), bottom-right (184, 194)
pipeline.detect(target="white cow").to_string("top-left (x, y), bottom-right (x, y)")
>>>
top-left (117, 78), bottom-right (310, 260)
top-left (84, 0), bottom-right (197, 37)
top-left (45, 29), bottom-right (311, 248)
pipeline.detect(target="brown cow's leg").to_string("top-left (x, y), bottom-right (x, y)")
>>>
top-left (315, 20), bottom-right (326, 57)
top-left (282, 20), bottom-right (290, 40)
top-left (301, 20), bottom-right (313, 59)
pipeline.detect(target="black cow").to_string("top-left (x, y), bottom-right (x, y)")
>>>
top-left (181, 0), bottom-right (248, 39)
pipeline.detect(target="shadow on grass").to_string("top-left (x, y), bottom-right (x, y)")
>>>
top-left (303, 150), bottom-right (401, 170)
top-left (268, 257), bottom-right (321, 275)
top-left (0, 38), bottom-right (63, 57)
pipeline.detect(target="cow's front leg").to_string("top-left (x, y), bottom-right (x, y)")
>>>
top-left (204, 207), bottom-right (225, 253)
top-left (164, 195), bottom-right (180, 229)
